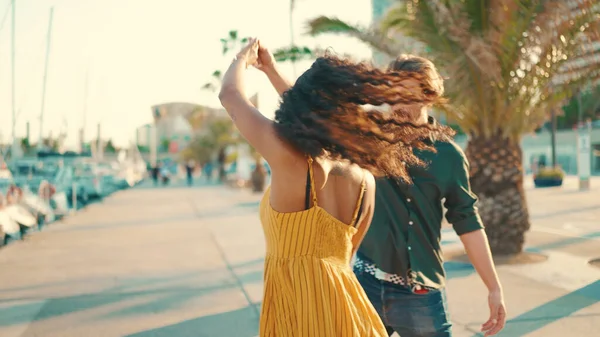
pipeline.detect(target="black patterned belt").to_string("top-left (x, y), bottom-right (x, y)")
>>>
top-left (353, 257), bottom-right (432, 293)
top-left (353, 256), bottom-right (410, 285)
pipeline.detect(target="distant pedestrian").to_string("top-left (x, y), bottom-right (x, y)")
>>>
top-left (151, 164), bottom-right (160, 186)
top-left (160, 165), bottom-right (170, 186)
top-left (185, 160), bottom-right (195, 186)
top-left (203, 163), bottom-right (213, 183)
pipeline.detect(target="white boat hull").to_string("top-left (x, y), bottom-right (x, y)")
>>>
top-left (0, 209), bottom-right (23, 234)
top-left (22, 193), bottom-right (53, 216)
top-left (5, 205), bottom-right (37, 228)
top-left (52, 192), bottom-right (70, 216)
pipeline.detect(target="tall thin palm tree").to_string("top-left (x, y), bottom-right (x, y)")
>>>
top-left (290, 0), bottom-right (298, 76)
top-left (301, 0), bottom-right (600, 254)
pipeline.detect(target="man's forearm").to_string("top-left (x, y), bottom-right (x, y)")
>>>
top-left (459, 229), bottom-right (502, 292)
top-left (264, 65), bottom-right (293, 97)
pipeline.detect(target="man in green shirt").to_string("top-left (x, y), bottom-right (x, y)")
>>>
top-left (354, 55), bottom-right (507, 337)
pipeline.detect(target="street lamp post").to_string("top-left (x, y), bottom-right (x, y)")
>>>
top-left (149, 125), bottom-right (157, 168)
top-left (550, 108), bottom-right (557, 168)
top-left (576, 90), bottom-right (591, 190)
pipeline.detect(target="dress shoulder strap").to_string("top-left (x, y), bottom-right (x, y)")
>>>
top-left (350, 170), bottom-right (367, 227)
top-left (307, 157), bottom-right (318, 206)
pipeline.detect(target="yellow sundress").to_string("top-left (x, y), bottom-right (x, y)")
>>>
top-left (258, 157), bottom-right (388, 336)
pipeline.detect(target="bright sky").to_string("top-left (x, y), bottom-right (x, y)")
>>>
top-left (0, 0), bottom-right (374, 147)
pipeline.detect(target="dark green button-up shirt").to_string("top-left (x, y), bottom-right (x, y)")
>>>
top-left (357, 139), bottom-right (484, 289)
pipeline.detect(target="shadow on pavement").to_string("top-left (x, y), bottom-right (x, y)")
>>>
top-left (469, 280), bottom-right (600, 337)
top-left (0, 264), bottom-right (264, 327)
top-left (0, 279), bottom-right (230, 327)
top-left (531, 204), bottom-right (600, 220)
top-left (125, 305), bottom-right (259, 337)
top-left (528, 231), bottom-right (600, 251)
top-left (445, 261), bottom-right (475, 280)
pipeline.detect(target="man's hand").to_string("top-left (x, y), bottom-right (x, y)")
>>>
top-left (482, 289), bottom-right (506, 336)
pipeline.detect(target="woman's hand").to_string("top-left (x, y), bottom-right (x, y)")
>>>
top-left (235, 38), bottom-right (260, 69)
top-left (254, 43), bottom-right (276, 72)
top-left (252, 42), bottom-right (291, 97)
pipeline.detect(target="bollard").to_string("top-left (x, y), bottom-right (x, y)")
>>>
top-left (71, 183), bottom-right (77, 214)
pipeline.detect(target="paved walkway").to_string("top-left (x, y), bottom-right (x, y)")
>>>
top-left (0, 178), bottom-right (598, 337)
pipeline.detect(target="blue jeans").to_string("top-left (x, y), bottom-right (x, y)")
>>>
top-left (355, 269), bottom-right (452, 337)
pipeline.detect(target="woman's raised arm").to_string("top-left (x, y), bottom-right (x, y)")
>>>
top-left (218, 38), bottom-right (291, 166)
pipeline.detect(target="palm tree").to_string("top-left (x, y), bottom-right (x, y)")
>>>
top-left (300, 0), bottom-right (600, 255)
top-left (289, 0), bottom-right (303, 76)
top-left (201, 70), bottom-right (222, 92)
top-left (201, 30), bottom-right (249, 92)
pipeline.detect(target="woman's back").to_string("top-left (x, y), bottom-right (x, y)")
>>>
top-left (261, 157), bottom-right (374, 259)
top-left (267, 157), bottom-right (374, 228)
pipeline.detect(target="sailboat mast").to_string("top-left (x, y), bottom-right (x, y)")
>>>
top-left (38, 7), bottom-right (54, 145)
top-left (11, 0), bottom-right (16, 143)
top-left (81, 68), bottom-right (89, 152)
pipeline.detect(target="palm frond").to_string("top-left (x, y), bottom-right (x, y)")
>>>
top-left (307, 16), bottom-right (402, 57)
top-left (202, 83), bottom-right (216, 92)
top-left (296, 0), bottom-right (600, 138)
top-left (272, 45), bottom-right (316, 62)
top-left (378, 0), bottom-right (600, 138)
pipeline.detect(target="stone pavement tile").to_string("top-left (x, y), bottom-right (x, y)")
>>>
top-left (526, 230), bottom-right (600, 260)
top-left (201, 201), bottom-right (265, 307)
top-left (502, 250), bottom-right (600, 292)
top-left (526, 303), bottom-right (600, 337)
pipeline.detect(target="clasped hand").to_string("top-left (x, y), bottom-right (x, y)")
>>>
top-left (235, 38), bottom-right (276, 72)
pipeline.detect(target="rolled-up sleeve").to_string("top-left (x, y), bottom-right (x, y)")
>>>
top-left (444, 156), bottom-right (484, 235)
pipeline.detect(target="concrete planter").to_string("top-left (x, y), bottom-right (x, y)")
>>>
top-left (533, 177), bottom-right (563, 188)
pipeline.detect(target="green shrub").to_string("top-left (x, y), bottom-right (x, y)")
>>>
top-left (534, 167), bottom-right (565, 179)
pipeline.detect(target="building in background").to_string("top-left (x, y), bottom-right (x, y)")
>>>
top-left (135, 124), bottom-right (152, 148)
top-left (150, 102), bottom-right (203, 154)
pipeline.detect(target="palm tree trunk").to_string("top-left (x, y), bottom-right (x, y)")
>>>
top-left (251, 156), bottom-right (266, 193)
top-left (217, 147), bottom-right (227, 183)
top-left (465, 135), bottom-right (531, 255)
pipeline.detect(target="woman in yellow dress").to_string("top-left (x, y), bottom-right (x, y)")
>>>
top-left (219, 38), bottom-right (454, 337)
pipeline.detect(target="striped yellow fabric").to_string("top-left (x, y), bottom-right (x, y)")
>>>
top-left (257, 159), bottom-right (388, 336)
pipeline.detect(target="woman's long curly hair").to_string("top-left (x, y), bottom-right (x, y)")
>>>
top-left (273, 54), bottom-right (455, 181)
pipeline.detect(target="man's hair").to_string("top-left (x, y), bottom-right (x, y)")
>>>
top-left (388, 54), bottom-right (445, 101)
top-left (273, 54), bottom-right (454, 181)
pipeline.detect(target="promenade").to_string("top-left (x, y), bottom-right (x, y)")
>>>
top-left (0, 177), bottom-right (598, 337)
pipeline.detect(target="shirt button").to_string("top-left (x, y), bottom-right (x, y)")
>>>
top-left (409, 221), bottom-right (413, 225)
top-left (407, 198), bottom-right (411, 202)
top-left (408, 246), bottom-right (412, 251)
